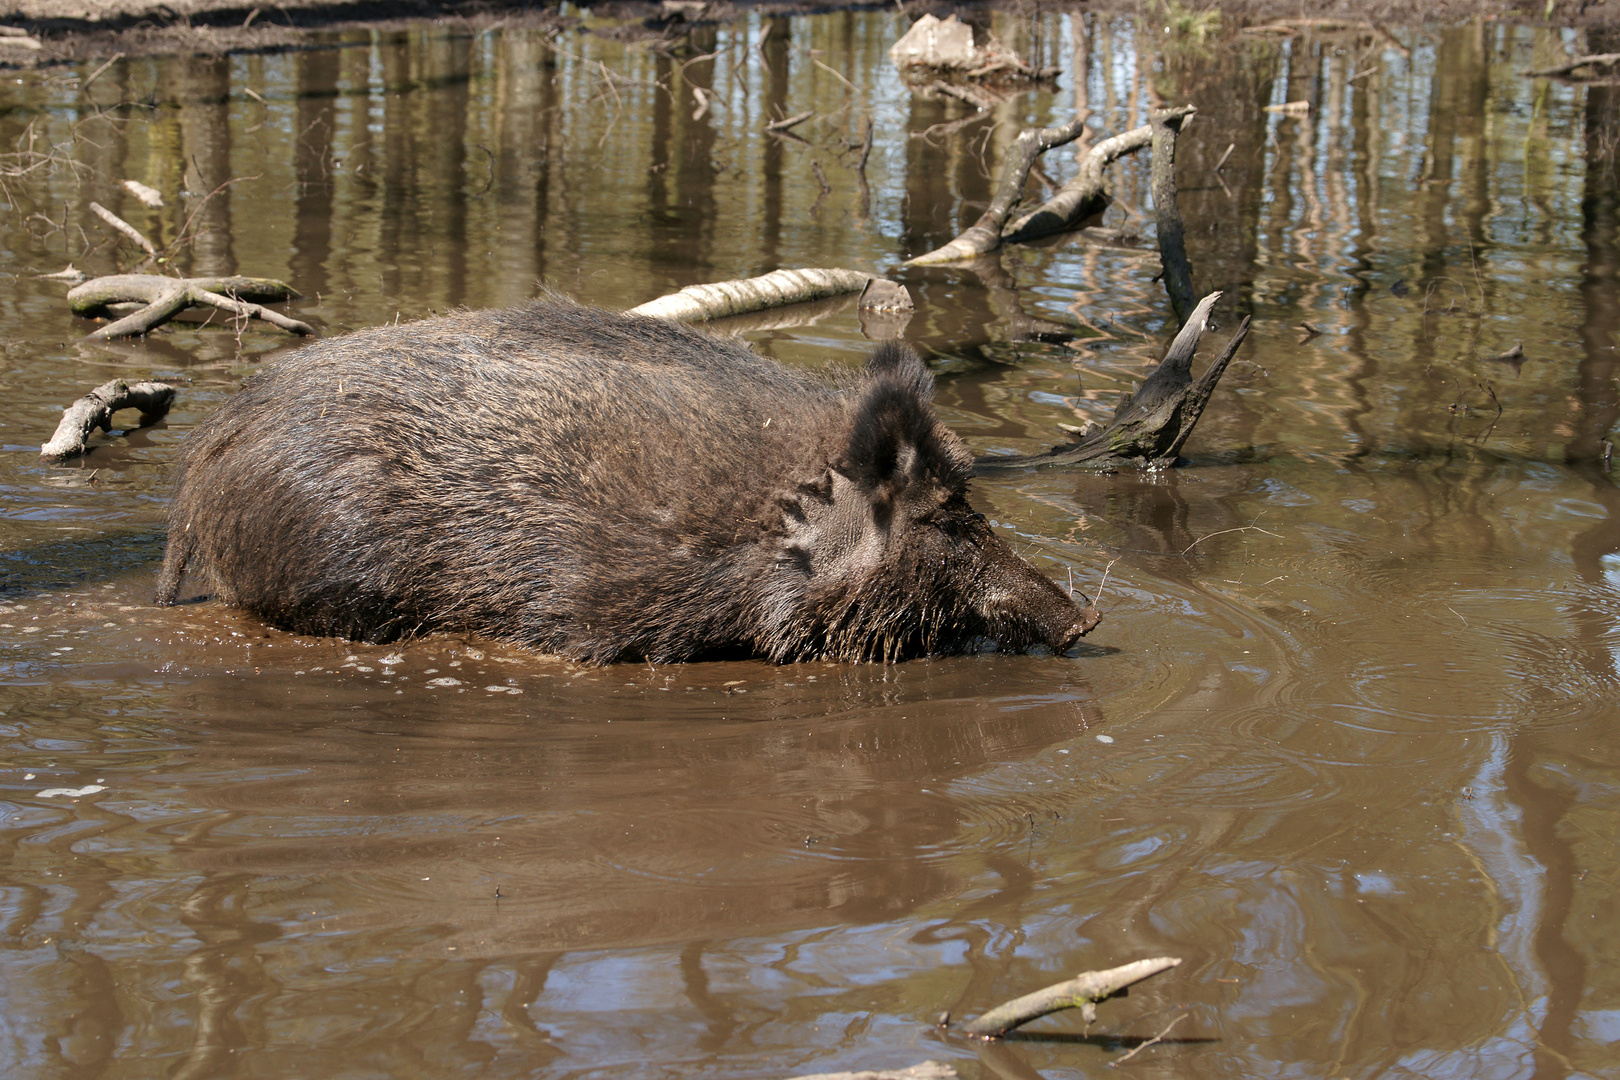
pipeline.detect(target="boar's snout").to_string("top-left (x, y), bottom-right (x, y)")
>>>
top-left (974, 528), bottom-right (1100, 654)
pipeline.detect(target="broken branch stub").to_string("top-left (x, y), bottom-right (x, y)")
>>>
top-left (977, 293), bottom-right (1251, 472)
top-left (961, 957), bottom-right (1182, 1039)
top-left (40, 378), bottom-right (177, 462)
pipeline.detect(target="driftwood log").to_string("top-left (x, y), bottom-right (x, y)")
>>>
top-left (627, 268), bottom-right (912, 322)
top-left (66, 274), bottom-right (312, 340)
top-left (40, 378), bottom-right (176, 462)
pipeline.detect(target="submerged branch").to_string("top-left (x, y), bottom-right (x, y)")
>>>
top-left (40, 378), bottom-right (176, 462)
top-left (65, 274), bottom-right (310, 340)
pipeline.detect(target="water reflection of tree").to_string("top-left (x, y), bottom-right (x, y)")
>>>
top-left (1517, 25), bottom-right (1620, 1079)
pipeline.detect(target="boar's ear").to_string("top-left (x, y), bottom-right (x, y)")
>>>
top-left (837, 343), bottom-right (971, 502)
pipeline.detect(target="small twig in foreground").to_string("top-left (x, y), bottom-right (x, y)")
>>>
top-left (1109, 1012), bottom-right (1189, 1068)
top-left (1182, 525), bottom-right (1282, 556)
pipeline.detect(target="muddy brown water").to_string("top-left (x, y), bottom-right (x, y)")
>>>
top-left (2, 9), bottom-right (1618, 1079)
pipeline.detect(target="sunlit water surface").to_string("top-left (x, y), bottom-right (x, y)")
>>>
top-left (2, 9), bottom-right (1619, 1079)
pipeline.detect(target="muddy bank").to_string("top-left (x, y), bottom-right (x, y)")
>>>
top-left (0, 0), bottom-right (1615, 68)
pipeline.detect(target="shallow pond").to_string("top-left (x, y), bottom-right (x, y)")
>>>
top-left (2, 7), bottom-right (1618, 1079)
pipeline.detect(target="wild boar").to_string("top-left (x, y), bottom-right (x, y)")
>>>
top-left (156, 300), bottom-right (1097, 663)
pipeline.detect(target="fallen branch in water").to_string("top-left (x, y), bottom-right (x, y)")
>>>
top-left (978, 293), bottom-right (1251, 471)
top-left (961, 956), bottom-right (1182, 1038)
top-left (907, 105), bottom-right (1193, 265)
top-left (904, 112), bottom-right (1090, 265)
top-left (40, 378), bottom-right (176, 462)
top-left (627, 268), bottom-right (912, 322)
top-left (66, 273), bottom-right (311, 340)
top-left (999, 121), bottom-right (1152, 244)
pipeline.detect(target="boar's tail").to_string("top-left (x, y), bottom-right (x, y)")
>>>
top-left (154, 528), bottom-right (193, 607)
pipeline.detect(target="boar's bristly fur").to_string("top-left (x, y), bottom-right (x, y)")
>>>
top-left (157, 300), bottom-right (1095, 664)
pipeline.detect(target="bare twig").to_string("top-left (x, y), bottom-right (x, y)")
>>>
top-left (1181, 525), bottom-right (1282, 556)
top-left (811, 56), bottom-right (857, 92)
top-left (165, 174), bottom-right (259, 258)
top-left (1109, 1012), bottom-right (1189, 1068)
top-left (1094, 557), bottom-right (1120, 606)
top-left (81, 52), bottom-right (125, 92)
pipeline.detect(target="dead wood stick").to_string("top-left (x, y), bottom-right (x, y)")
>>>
top-left (627, 268), bottom-right (908, 321)
top-left (88, 200), bottom-right (157, 256)
top-left (1524, 52), bottom-right (1620, 79)
top-left (905, 112), bottom-right (1091, 265)
top-left (961, 957), bottom-right (1182, 1039)
top-left (977, 293), bottom-right (1250, 471)
top-left (766, 109), bottom-right (814, 132)
top-left (1149, 107), bottom-right (1198, 327)
top-left (40, 379), bottom-right (177, 462)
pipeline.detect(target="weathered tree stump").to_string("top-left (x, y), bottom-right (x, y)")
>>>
top-left (978, 293), bottom-right (1251, 472)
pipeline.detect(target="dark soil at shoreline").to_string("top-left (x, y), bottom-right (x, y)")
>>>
top-left (0, 0), bottom-right (1615, 71)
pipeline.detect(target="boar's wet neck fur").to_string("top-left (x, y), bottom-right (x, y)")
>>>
top-left (158, 301), bottom-right (1089, 663)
